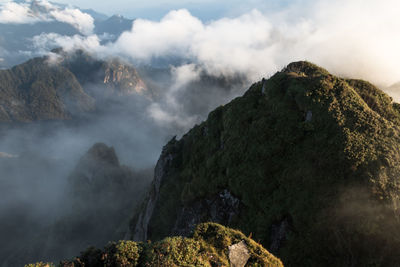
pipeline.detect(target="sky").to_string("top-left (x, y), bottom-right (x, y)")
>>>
top-left (50, 0), bottom-right (295, 20)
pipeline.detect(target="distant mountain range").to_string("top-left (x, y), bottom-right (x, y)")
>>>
top-left (0, 0), bottom-right (134, 68)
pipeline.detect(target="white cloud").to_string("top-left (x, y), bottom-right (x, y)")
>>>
top-left (114, 9), bottom-right (203, 60)
top-left (147, 102), bottom-right (198, 128)
top-left (146, 64), bottom-right (201, 127)
top-left (32, 33), bottom-right (101, 53)
top-left (0, 1), bottom-right (37, 23)
top-left (27, 1), bottom-right (400, 127)
top-left (50, 8), bottom-right (94, 35)
top-left (0, 1), bottom-right (94, 35)
top-left (106, 1), bottom-right (400, 86)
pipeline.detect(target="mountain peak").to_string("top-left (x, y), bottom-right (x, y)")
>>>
top-left (85, 142), bottom-right (120, 167)
top-left (282, 61), bottom-right (329, 77)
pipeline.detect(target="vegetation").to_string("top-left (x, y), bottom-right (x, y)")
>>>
top-left (0, 50), bottom-right (147, 122)
top-left (27, 223), bottom-right (282, 267)
top-left (25, 263), bottom-right (55, 267)
top-left (139, 61), bottom-right (400, 266)
top-left (0, 57), bottom-right (94, 121)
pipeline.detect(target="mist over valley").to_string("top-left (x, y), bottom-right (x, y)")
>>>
top-left (1, 0), bottom-right (400, 266)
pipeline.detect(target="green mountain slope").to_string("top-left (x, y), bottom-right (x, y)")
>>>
top-left (28, 223), bottom-right (283, 267)
top-left (0, 57), bottom-right (94, 121)
top-left (132, 61), bottom-right (400, 266)
top-left (0, 51), bottom-right (148, 122)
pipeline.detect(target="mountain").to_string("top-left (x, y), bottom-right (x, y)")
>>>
top-left (131, 61), bottom-right (400, 266)
top-left (41, 143), bottom-right (150, 262)
top-left (0, 50), bottom-right (148, 122)
top-left (59, 49), bottom-right (148, 98)
top-left (94, 14), bottom-right (134, 38)
top-left (30, 223), bottom-right (283, 267)
top-left (2, 143), bottom-right (151, 266)
top-left (0, 56), bottom-right (94, 122)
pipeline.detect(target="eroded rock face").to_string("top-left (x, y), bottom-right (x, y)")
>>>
top-left (270, 217), bottom-right (292, 253)
top-left (229, 240), bottom-right (251, 267)
top-left (172, 189), bottom-right (241, 237)
top-left (133, 141), bottom-right (175, 241)
top-left (103, 61), bottom-right (147, 95)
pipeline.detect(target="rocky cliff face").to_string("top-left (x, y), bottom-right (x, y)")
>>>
top-left (102, 60), bottom-right (147, 95)
top-left (132, 61), bottom-right (400, 266)
top-left (60, 50), bottom-right (150, 99)
top-left (132, 140), bottom-right (176, 241)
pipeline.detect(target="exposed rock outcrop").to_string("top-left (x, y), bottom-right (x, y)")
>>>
top-left (103, 60), bottom-right (147, 95)
top-left (132, 140), bottom-right (176, 241)
top-left (59, 49), bottom-right (150, 99)
top-left (269, 217), bottom-right (292, 253)
top-left (172, 189), bottom-right (240, 236)
top-left (229, 240), bottom-right (251, 267)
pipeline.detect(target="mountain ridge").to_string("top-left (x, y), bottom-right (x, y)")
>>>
top-left (131, 61), bottom-right (400, 266)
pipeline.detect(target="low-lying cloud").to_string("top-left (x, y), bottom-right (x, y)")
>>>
top-left (32, 33), bottom-right (101, 53)
top-left (0, 0), bottom-right (94, 34)
top-left (49, 7), bottom-right (94, 35)
top-left (0, 1), bottom-right (38, 24)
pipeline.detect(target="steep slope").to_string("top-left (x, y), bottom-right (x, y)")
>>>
top-left (0, 57), bottom-right (94, 122)
top-left (132, 61), bottom-right (400, 266)
top-left (29, 223), bottom-right (283, 267)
